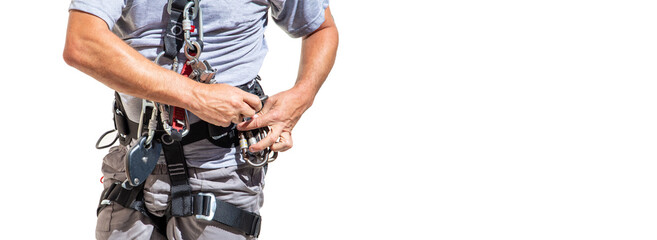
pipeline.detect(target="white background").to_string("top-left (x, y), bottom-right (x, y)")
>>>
top-left (1, 0), bottom-right (656, 239)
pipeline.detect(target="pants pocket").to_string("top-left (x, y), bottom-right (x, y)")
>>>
top-left (101, 146), bottom-right (128, 188)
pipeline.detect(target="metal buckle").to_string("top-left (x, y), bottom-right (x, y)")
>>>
top-left (251, 215), bottom-right (262, 237)
top-left (195, 192), bottom-right (216, 221)
top-left (166, 0), bottom-right (175, 14)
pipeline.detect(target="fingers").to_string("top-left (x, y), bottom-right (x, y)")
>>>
top-left (237, 112), bottom-right (269, 131)
top-left (232, 92), bottom-right (262, 124)
top-left (249, 126), bottom-right (283, 152)
top-left (241, 91), bottom-right (262, 113)
top-left (270, 131), bottom-right (293, 152)
top-left (235, 103), bottom-right (257, 123)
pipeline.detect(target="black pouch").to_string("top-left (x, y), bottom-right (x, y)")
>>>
top-left (113, 92), bottom-right (132, 146)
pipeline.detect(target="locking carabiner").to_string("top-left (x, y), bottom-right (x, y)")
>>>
top-left (137, 99), bottom-right (158, 147)
top-left (183, 1), bottom-right (202, 59)
top-left (239, 127), bottom-right (278, 167)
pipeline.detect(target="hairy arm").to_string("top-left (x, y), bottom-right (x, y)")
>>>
top-left (63, 10), bottom-right (261, 126)
top-left (238, 6), bottom-right (339, 152)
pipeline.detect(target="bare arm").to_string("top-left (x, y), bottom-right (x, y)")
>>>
top-left (294, 6), bottom-right (339, 109)
top-left (238, 6), bottom-right (339, 152)
top-left (63, 10), bottom-right (261, 127)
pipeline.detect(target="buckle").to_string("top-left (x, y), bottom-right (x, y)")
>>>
top-left (195, 192), bottom-right (216, 221)
top-left (251, 215), bottom-right (262, 237)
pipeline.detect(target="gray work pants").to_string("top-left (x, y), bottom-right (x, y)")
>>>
top-left (96, 146), bottom-right (265, 240)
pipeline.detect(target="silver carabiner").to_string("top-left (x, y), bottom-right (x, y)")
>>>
top-left (154, 52), bottom-right (179, 72)
top-left (137, 99), bottom-right (158, 147)
top-left (239, 127), bottom-right (278, 167)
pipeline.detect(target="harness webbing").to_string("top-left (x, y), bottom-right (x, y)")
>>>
top-left (162, 140), bottom-right (193, 217)
top-left (164, 0), bottom-right (191, 60)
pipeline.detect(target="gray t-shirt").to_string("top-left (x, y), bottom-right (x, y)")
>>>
top-left (69, 0), bottom-right (328, 168)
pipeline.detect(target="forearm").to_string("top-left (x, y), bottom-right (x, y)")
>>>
top-left (293, 7), bottom-right (339, 109)
top-left (63, 10), bottom-right (200, 110)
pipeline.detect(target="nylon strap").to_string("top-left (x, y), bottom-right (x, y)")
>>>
top-left (163, 0), bottom-right (191, 60)
top-left (162, 140), bottom-right (193, 216)
top-left (97, 182), bottom-right (144, 215)
top-left (193, 194), bottom-right (262, 236)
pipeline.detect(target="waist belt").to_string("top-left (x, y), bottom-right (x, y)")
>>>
top-left (113, 78), bottom-right (265, 148)
top-left (117, 116), bottom-right (239, 148)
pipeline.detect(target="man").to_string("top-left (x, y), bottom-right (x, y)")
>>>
top-left (63, 0), bottom-right (337, 239)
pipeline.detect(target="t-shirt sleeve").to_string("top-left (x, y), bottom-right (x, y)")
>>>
top-left (68, 0), bottom-right (125, 30)
top-left (270, 0), bottom-right (329, 38)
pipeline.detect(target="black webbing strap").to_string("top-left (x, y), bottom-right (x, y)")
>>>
top-left (118, 118), bottom-right (238, 148)
top-left (193, 194), bottom-right (262, 237)
top-left (161, 140), bottom-right (193, 216)
top-left (97, 182), bottom-right (143, 216)
top-left (97, 182), bottom-right (168, 235)
top-left (163, 0), bottom-right (189, 60)
top-left (160, 135), bottom-right (261, 237)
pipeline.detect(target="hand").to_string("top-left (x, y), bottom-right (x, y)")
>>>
top-left (188, 83), bottom-right (262, 127)
top-left (237, 88), bottom-right (313, 152)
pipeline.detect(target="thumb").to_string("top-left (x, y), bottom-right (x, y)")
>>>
top-left (237, 112), bottom-right (269, 131)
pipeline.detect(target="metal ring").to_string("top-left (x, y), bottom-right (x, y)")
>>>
top-left (245, 156), bottom-right (268, 167)
top-left (268, 151), bottom-right (278, 163)
top-left (161, 134), bottom-right (175, 145)
top-left (184, 41), bottom-right (202, 60)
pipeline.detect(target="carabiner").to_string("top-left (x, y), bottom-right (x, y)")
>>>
top-left (154, 52), bottom-right (179, 72)
top-left (137, 99), bottom-right (158, 147)
top-left (239, 127), bottom-right (278, 167)
top-left (159, 104), bottom-right (190, 142)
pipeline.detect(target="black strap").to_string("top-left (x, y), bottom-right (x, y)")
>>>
top-left (97, 182), bottom-right (168, 235)
top-left (163, 0), bottom-right (204, 60)
top-left (163, 0), bottom-right (188, 60)
top-left (162, 140), bottom-right (193, 216)
top-left (118, 119), bottom-right (238, 148)
top-left (193, 194), bottom-right (262, 237)
top-left (160, 134), bottom-right (261, 237)
top-left (97, 182), bottom-right (143, 216)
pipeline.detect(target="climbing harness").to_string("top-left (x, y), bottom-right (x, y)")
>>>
top-left (94, 0), bottom-right (281, 237)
